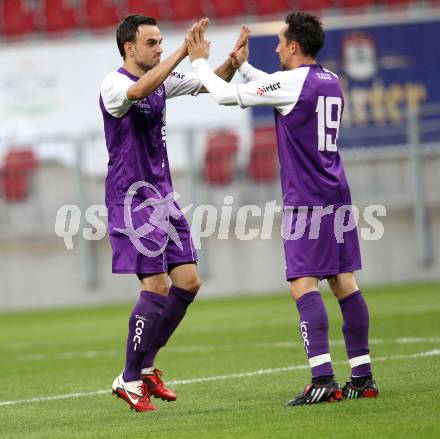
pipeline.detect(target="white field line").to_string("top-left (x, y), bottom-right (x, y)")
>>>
top-left (1, 349), bottom-right (439, 408)
top-left (16, 337), bottom-right (440, 362)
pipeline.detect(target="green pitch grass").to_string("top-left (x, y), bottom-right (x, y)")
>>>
top-left (1, 283), bottom-right (440, 438)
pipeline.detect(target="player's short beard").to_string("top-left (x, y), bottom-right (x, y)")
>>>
top-left (136, 59), bottom-right (158, 73)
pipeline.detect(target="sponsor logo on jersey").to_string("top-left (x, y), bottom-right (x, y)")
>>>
top-left (316, 72), bottom-right (333, 80)
top-left (170, 71), bottom-right (186, 80)
top-left (256, 82), bottom-right (281, 96)
top-left (135, 100), bottom-right (151, 115)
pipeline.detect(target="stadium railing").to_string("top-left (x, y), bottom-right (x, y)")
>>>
top-left (0, 102), bottom-right (439, 304)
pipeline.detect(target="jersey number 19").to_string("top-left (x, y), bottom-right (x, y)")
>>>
top-left (316, 96), bottom-right (342, 152)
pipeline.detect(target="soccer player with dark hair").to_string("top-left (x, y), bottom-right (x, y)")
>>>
top-left (187, 12), bottom-right (379, 406)
top-left (100, 14), bottom-right (249, 412)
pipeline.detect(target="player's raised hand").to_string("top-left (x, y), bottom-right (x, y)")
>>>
top-left (186, 23), bottom-right (211, 63)
top-left (181, 18), bottom-right (209, 57)
top-left (233, 25), bottom-right (250, 52)
top-left (198, 17), bottom-right (209, 35)
top-left (189, 18), bottom-right (209, 37)
top-left (230, 25), bottom-right (250, 69)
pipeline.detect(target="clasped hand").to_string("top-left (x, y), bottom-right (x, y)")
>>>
top-left (186, 19), bottom-right (250, 67)
top-left (186, 19), bottom-right (211, 63)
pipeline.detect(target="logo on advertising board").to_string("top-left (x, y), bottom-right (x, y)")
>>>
top-left (2, 58), bottom-right (59, 116)
top-left (342, 33), bottom-right (377, 81)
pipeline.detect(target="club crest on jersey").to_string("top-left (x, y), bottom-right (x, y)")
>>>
top-left (343, 33), bottom-right (377, 81)
top-left (256, 82), bottom-right (281, 96)
top-left (155, 86), bottom-right (164, 96)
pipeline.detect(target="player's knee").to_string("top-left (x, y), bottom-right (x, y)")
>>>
top-left (187, 275), bottom-right (202, 293)
top-left (327, 276), bottom-right (340, 297)
top-left (140, 278), bottom-right (169, 296)
top-left (150, 283), bottom-right (169, 296)
top-left (290, 277), bottom-right (319, 301)
top-left (156, 284), bottom-right (170, 295)
top-left (332, 273), bottom-right (359, 299)
top-left (290, 285), bottom-right (307, 302)
top-left (176, 275), bottom-right (201, 293)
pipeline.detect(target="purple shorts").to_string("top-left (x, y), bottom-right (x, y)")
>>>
top-left (282, 205), bottom-right (362, 281)
top-left (107, 200), bottom-right (197, 274)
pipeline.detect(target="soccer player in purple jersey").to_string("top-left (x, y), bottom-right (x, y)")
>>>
top-left (100, 14), bottom-right (249, 412)
top-left (187, 12), bottom-right (379, 406)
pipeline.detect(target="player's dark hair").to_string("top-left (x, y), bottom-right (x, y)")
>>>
top-left (284, 12), bottom-right (324, 58)
top-left (116, 14), bottom-right (158, 59)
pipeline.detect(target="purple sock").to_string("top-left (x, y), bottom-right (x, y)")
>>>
top-left (296, 291), bottom-right (333, 378)
top-left (142, 285), bottom-right (196, 369)
top-left (123, 291), bottom-right (166, 382)
top-left (339, 290), bottom-right (372, 377)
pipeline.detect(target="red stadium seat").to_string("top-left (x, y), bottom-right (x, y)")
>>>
top-left (382, 0), bottom-right (414, 7)
top-left (248, 126), bottom-right (278, 183)
top-left (296, 0), bottom-right (334, 11)
top-left (2, 149), bottom-right (38, 202)
top-left (127, 0), bottom-right (169, 21)
top-left (210, 0), bottom-right (248, 19)
top-left (43, 0), bottom-right (78, 33)
top-left (84, 0), bottom-right (120, 30)
top-left (203, 131), bottom-right (238, 185)
top-left (254, 0), bottom-right (291, 16)
top-left (169, 0), bottom-right (204, 22)
top-left (1, 0), bottom-right (37, 37)
top-left (338, 0), bottom-right (375, 9)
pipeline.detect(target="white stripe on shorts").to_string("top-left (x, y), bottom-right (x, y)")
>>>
top-left (349, 354), bottom-right (371, 368)
top-left (309, 353), bottom-right (332, 368)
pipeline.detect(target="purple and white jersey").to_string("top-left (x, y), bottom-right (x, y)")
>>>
top-left (192, 60), bottom-right (352, 207)
top-left (99, 68), bottom-right (202, 205)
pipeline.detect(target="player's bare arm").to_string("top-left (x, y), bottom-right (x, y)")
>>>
top-left (126, 18), bottom-right (209, 101)
top-left (126, 44), bottom-right (186, 100)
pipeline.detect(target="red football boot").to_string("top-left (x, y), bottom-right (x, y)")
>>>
top-left (141, 368), bottom-right (177, 401)
top-left (112, 373), bottom-right (157, 412)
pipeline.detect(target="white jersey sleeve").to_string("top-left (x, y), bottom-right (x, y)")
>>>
top-left (164, 70), bottom-right (203, 99)
top-left (100, 71), bottom-right (136, 118)
top-left (192, 58), bottom-right (309, 116)
top-left (235, 68), bottom-right (309, 115)
top-left (238, 61), bottom-right (268, 82)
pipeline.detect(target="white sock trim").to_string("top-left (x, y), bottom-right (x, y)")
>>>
top-left (349, 354), bottom-right (371, 368)
top-left (141, 367), bottom-right (154, 375)
top-left (309, 353), bottom-right (332, 368)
